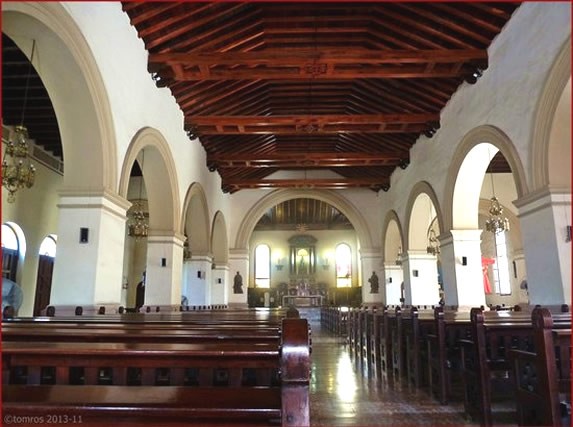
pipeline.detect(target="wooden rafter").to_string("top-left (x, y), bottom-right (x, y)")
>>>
top-left (187, 113), bottom-right (440, 135)
top-left (222, 178), bottom-right (390, 193)
top-left (208, 152), bottom-right (406, 169)
top-left (150, 49), bottom-right (487, 81)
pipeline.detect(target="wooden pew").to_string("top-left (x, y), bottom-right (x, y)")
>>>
top-left (427, 307), bottom-right (472, 404)
top-left (2, 317), bottom-right (311, 427)
top-left (402, 306), bottom-right (435, 388)
top-left (510, 308), bottom-right (571, 426)
top-left (459, 307), bottom-right (571, 426)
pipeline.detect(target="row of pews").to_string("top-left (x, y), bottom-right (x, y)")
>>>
top-left (2, 307), bottom-right (311, 426)
top-left (321, 304), bottom-right (571, 427)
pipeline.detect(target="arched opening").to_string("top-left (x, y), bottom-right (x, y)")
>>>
top-left (181, 183), bottom-right (211, 306)
top-left (382, 212), bottom-right (404, 305)
top-left (34, 235), bottom-right (57, 316)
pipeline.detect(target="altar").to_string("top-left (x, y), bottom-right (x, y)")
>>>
top-left (282, 295), bottom-right (323, 307)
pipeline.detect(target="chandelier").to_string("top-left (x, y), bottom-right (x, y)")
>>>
top-left (426, 228), bottom-right (440, 255)
top-left (2, 41), bottom-right (37, 203)
top-left (485, 152), bottom-right (509, 234)
top-left (128, 150), bottom-right (149, 239)
top-left (395, 246), bottom-right (403, 266)
top-left (485, 196), bottom-right (510, 234)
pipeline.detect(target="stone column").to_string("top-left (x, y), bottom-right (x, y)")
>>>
top-left (228, 248), bottom-right (249, 308)
top-left (50, 190), bottom-right (131, 314)
top-left (145, 231), bottom-right (185, 307)
top-left (439, 230), bottom-right (485, 309)
top-left (384, 262), bottom-right (404, 305)
top-left (182, 252), bottom-right (212, 306)
top-left (514, 189), bottom-right (571, 305)
top-left (402, 250), bottom-right (440, 306)
top-left (211, 264), bottom-right (230, 305)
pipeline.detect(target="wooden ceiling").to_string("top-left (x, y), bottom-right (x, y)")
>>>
top-left (1, 3), bottom-right (517, 186)
top-left (254, 198), bottom-right (353, 231)
top-left (122, 1), bottom-right (519, 193)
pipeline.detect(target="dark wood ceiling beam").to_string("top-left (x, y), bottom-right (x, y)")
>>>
top-left (371, 8), bottom-right (474, 49)
top-left (394, 3), bottom-right (491, 46)
top-left (222, 178), bottom-right (390, 193)
top-left (197, 125), bottom-right (429, 135)
top-left (208, 152), bottom-right (405, 168)
top-left (149, 49), bottom-right (487, 66)
top-left (188, 113), bottom-right (438, 126)
top-left (429, 4), bottom-right (503, 34)
top-left (163, 64), bottom-right (475, 81)
top-left (187, 113), bottom-right (439, 135)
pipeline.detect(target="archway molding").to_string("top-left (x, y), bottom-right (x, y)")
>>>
top-left (444, 125), bottom-right (527, 232)
top-left (234, 189), bottom-right (374, 250)
top-left (3, 3), bottom-right (117, 190)
top-left (119, 127), bottom-right (180, 233)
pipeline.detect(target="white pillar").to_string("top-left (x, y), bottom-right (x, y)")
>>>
top-left (145, 231), bottom-right (185, 306)
top-left (384, 262), bottom-right (404, 305)
top-left (211, 264), bottom-right (229, 305)
top-left (182, 253), bottom-right (211, 306)
top-left (512, 251), bottom-right (529, 304)
top-left (514, 189), bottom-right (571, 305)
top-left (360, 248), bottom-right (383, 304)
top-left (439, 230), bottom-right (486, 309)
top-left (51, 190), bottom-right (130, 312)
top-left (402, 250), bottom-right (440, 306)
top-left (228, 248), bottom-right (249, 307)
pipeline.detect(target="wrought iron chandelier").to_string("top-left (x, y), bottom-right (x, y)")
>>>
top-left (395, 246), bottom-right (403, 266)
top-left (485, 196), bottom-right (510, 234)
top-left (2, 41), bottom-right (37, 203)
top-left (426, 228), bottom-right (440, 255)
top-left (128, 151), bottom-right (149, 240)
top-left (485, 153), bottom-right (509, 234)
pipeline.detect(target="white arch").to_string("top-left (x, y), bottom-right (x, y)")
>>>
top-left (404, 182), bottom-right (443, 252)
top-left (531, 37), bottom-right (571, 191)
top-left (211, 211), bottom-right (229, 264)
top-left (3, 3), bottom-right (117, 190)
top-left (119, 127), bottom-right (180, 232)
top-left (444, 125), bottom-right (528, 231)
top-left (234, 189), bottom-right (374, 250)
top-left (381, 210), bottom-right (404, 263)
top-left (180, 182), bottom-right (211, 255)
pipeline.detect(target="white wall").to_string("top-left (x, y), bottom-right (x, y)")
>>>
top-left (2, 150), bottom-right (62, 315)
top-left (249, 229), bottom-right (360, 288)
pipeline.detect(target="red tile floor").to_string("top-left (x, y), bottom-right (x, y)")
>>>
top-left (309, 324), bottom-right (516, 426)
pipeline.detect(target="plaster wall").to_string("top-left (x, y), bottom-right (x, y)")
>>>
top-left (1, 156), bottom-right (62, 316)
top-left (60, 2), bottom-right (231, 231)
top-left (376, 3), bottom-right (570, 230)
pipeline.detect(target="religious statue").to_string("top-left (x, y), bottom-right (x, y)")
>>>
top-left (233, 271), bottom-right (243, 294)
top-left (368, 271), bottom-right (379, 293)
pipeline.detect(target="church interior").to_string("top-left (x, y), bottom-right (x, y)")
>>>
top-left (1, 2), bottom-right (571, 426)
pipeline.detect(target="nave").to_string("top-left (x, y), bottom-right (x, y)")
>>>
top-left (310, 324), bottom-right (479, 427)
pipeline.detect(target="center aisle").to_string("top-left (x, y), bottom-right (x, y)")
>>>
top-left (308, 323), bottom-right (473, 426)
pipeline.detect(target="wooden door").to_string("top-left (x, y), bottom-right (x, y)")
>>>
top-left (2, 248), bottom-right (18, 281)
top-left (34, 255), bottom-right (54, 316)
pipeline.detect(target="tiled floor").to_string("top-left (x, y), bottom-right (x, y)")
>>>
top-left (309, 323), bottom-right (489, 426)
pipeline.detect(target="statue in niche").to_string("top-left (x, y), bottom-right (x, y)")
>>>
top-left (233, 271), bottom-right (243, 294)
top-left (368, 271), bottom-right (379, 294)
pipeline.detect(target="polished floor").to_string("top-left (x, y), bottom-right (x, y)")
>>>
top-left (309, 323), bottom-right (503, 427)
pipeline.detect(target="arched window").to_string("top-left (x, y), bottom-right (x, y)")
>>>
top-left (492, 231), bottom-right (511, 295)
top-left (335, 243), bottom-right (352, 288)
top-left (255, 244), bottom-right (271, 288)
top-left (2, 223), bottom-right (21, 281)
top-left (39, 235), bottom-right (57, 258)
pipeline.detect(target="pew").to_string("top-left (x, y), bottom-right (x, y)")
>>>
top-left (2, 317), bottom-right (311, 427)
top-left (459, 307), bottom-right (571, 426)
top-left (427, 307), bottom-right (472, 404)
top-left (510, 308), bottom-right (571, 426)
